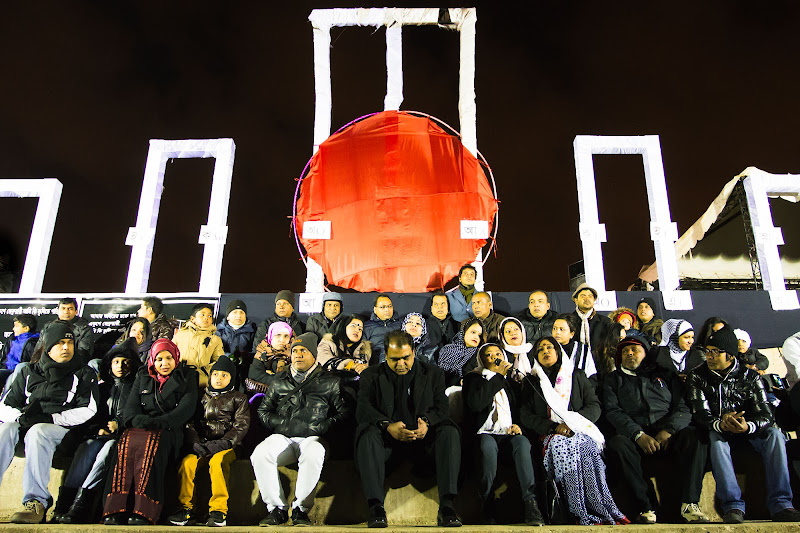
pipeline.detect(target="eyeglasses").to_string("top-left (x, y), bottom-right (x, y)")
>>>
top-left (376, 305), bottom-right (393, 309)
top-left (700, 347), bottom-right (724, 357)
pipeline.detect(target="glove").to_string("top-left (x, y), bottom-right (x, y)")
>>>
top-left (18, 412), bottom-right (53, 428)
top-left (131, 415), bottom-right (150, 429)
top-left (192, 442), bottom-right (209, 457)
top-left (143, 417), bottom-right (170, 430)
top-left (24, 401), bottom-right (43, 416)
top-left (203, 439), bottom-right (232, 456)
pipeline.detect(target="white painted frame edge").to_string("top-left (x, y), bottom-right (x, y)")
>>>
top-left (0, 178), bottom-right (63, 295)
top-left (124, 138), bottom-right (236, 295)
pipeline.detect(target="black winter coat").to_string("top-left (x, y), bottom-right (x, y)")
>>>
top-left (737, 348), bottom-right (769, 371)
top-left (258, 365), bottom-right (349, 438)
top-left (517, 309), bottom-right (557, 345)
top-left (306, 313), bottom-right (340, 339)
top-left (519, 369), bottom-right (599, 437)
top-left (462, 369), bottom-right (522, 437)
top-left (571, 310), bottom-right (612, 353)
top-left (123, 365), bottom-right (199, 455)
top-left (254, 314), bottom-right (304, 347)
top-left (602, 366), bottom-right (690, 440)
top-left (654, 346), bottom-right (705, 378)
top-left (687, 359), bottom-right (773, 434)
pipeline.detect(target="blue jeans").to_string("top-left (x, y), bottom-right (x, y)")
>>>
top-left (0, 421), bottom-right (69, 506)
top-left (63, 438), bottom-right (116, 490)
top-left (709, 427), bottom-right (794, 515)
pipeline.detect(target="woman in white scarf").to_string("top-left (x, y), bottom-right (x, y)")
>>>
top-left (499, 317), bottom-right (533, 377)
top-left (520, 336), bottom-right (627, 525)
top-left (655, 319), bottom-right (704, 381)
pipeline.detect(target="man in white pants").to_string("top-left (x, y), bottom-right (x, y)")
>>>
top-left (251, 333), bottom-right (351, 526)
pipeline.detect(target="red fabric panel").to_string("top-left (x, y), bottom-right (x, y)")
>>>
top-left (296, 111), bottom-right (497, 293)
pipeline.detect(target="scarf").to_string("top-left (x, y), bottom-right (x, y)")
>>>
top-left (531, 347), bottom-right (605, 448)
top-left (438, 331), bottom-right (478, 377)
top-left (402, 312), bottom-right (428, 346)
top-left (38, 350), bottom-right (82, 382)
top-left (499, 317), bottom-right (533, 376)
top-left (290, 362), bottom-right (318, 383)
top-left (388, 363), bottom-right (417, 427)
top-left (575, 307), bottom-right (593, 348)
top-left (563, 339), bottom-right (597, 378)
top-left (148, 338), bottom-right (180, 391)
top-left (660, 319), bottom-right (693, 372)
top-left (459, 284), bottom-right (475, 306)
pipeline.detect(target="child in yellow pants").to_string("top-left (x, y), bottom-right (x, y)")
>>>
top-left (169, 356), bottom-right (250, 527)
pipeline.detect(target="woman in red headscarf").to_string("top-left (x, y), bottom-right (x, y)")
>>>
top-left (102, 338), bottom-right (198, 525)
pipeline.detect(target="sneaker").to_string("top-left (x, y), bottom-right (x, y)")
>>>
top-left (635, 510), bottom-right (656, 524)
top-left (681, 503), bottom-right (710, 523)
top-left (168, 507), bottom-right (196, 526)
top-left (367, 505), bottom-right (388, 528)
top-left (723, 509), bottom-right (744, 524)
top-left (11, 500), bottom-right (46, 524)
top-left (207, 511), bottom-right (227, 527)
top-left (523, 497), bottom-right (544, 526)
top-left (772, 507), bottom-right (800, 522)
top-left (292, 508), bottom-right (312, 526)
top-left (259, 507), bottom-right (288, 526)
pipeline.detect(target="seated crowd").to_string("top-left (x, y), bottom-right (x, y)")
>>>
top-left (2, 274), bottom-right (800, 528)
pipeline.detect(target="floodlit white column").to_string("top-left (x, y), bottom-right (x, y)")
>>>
top-left (741, 166), bottom-right (800, 310)
top-left (125, 138), bottom-right (236, 295)
top-left (573, 135), bottom-right (691, 311)
top-left (0, 179), bottom-right (63, 295)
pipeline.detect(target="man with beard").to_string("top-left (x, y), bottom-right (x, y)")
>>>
top-left (603, 335), bottom-right (709, 524)
top-left (571, 284), bottom-right (612, 356)
top-left (447, 265), bottom-right (477, 322)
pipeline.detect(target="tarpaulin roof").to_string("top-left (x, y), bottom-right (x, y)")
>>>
top-left (295, 111), bottom-right (498, 292)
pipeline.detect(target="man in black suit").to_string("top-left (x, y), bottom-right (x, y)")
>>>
top-left (354, 330), bottom-right (462, 528)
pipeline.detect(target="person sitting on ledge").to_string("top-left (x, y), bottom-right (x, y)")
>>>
top-left (173, 303), bottom-right (225, 389)
top-left (35, 297), bottom-right (95, 359)
top-left (137, 296), bottom-right (176, 341)
top-left (424, 290), bottom-right (458, 352)
top-left (0, 323), bottom-right (99, 525)
top-left (570, 284), bottom-right (611, 357)
top-left (446, 264), bottom-right (477, 323)
top-left (252, 333), bottom-right (350, 527)
top-left (687, 326), bottom-right (800, 524)
top-left (116, 317), bottom-right (153, 363)
top-left (364, 293), bottom-right (402, 364)
top-left (317, 314), bottom-right (371, 374)
top-left (464, 291), bottom-right (505, 343)
top-left (306, 292), bottom-right (343, 338)
top-left (354, 330), bottom-right (462, 528)
top-left (246, 321), bottom-right (294, 394)
top-left (0, 313), bottom-right (39, 389)
top-left (254, 291), bottom-right (305, 350)
top-left (215, 299), bottom-right (257, 371)
top-left (517, 290), bottom-right (557, 345)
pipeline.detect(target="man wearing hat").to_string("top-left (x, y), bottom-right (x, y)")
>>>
top-left (687, 326), bottom-right (800, 524)
top-left (216, 299), bottom-right (257, 367)
top-left (571, 283), bottom-right (612, 355)
top-left (253, 291), bottom-right (305, 356)
top-left (0, 322), bottom-right (100, 524)
top-left (603, 335), bottom-right (709, 524)
top-left (306, 292), bottom-right (343, 338)
top-left (251, 332), bottom-right (351, 526)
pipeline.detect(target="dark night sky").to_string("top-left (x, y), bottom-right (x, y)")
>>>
top-left (1, 1), bottom-right (800, 294)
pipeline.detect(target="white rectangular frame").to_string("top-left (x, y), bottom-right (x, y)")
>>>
top-left (305, 7), bottom-right (482, 295)
top-left (125, 138), bottom-right (236, 295)
top-left (573, 135), bottom-right (691, 311)
top-left (741, 166), bottom-right (800, 310)
top-left (0, 179), bottom-right (63, 295)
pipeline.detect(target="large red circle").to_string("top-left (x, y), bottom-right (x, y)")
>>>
top-left (295, 111), bottom-right (497, 292)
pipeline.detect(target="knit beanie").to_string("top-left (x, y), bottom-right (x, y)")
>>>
top-left (707, 326), bottom-right (739, 356)
top-left (322, 292), bottom-right (343, 303)
top-left (290, 332), bottom-right (319, 358)
top-left (43, 322), bottom-right (75, 355)
top-left (226, 299), bottom-right (247, 316)
top-left (275, 290), bottom-right (296, 307)
top-left (637, 297), bottom-right (658, 315)
top-left (209, 355), bottom-right (237, 392)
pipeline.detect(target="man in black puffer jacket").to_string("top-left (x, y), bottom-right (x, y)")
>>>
top-left (687, 326), bottom-right (800, 524)
top-left (0, 323), bottom-right (99, 524)
top-left (603, 335), bottom-right (708, 524)
top-left (251, 333), bottom-right (350, 527)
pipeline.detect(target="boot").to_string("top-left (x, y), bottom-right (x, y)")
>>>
top-left (51, 486), bottom-right (78, 523)
top-left (60, 488), bottom-right (98, 524)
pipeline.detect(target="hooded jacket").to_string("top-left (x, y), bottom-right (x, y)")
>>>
top-left (737, 348), bottom-right (769, 371)
top-left (187, 387), bottom-right (250, 448)
top-left (216, 319), bottom-right (257, 362)
top-left (1, 331), bottom-right (39, 371)
top-left (172, 320), bottom-right (225, 387)
top-left (687, 358), bottom-right (773, 435)
top-left (602, 348), bottom-right (690, 441)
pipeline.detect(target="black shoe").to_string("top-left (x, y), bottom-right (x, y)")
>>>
top-left (103, 513), bottom-right (126, 525)
top-left (168, 507), bottom-right (196, 526)
top-left (723, 509), bottom-right (744, 524)
top-left (207, 511), bottom-right (227, 527)
top-left (772, 507), bottom-right (800, 522)
top-left (128, 515), bottom-right (152, 525)
top-left (292, 508), bottom-right (312, 526)
top-left (437, 506), bottom-right (462, 527)
top-left (480, 498), bottom-right (497, 525)
top-left (523, 497), bottom-right (545, 526)
top-left (61, 488), bottom-right (98, 524)
top-left (52, 486), bottom-right (78, 523)
top-left (367, 505), bottom-right (388, 528)
top-left (259, 507), bottom-right (288, 526)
